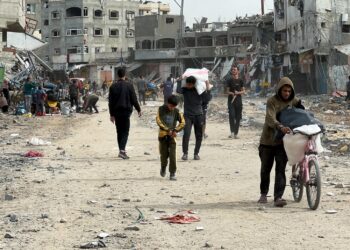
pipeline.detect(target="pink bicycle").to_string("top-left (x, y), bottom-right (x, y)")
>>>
top-left (289, 127), bottom-right (322, 210)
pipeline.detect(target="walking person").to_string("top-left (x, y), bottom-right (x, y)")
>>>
top-left (156, 95), bottom-right (185, 181)
top-left (161, 76), bottom-right (174, 104)
top-left (178, 76), bottom-right (210, 161)
top-left (137, 76), bottom-right (147, 105)
top-left (226, 65), bottom-right (245, 139)
top-left (346, 76), bottom-right (350, 101)
top-left (202, 88), bottom-right (212, 139)
top-left (23, 77), bottom-right (35, 113)
top-left (83, 93), bottom-right (99, 113)
top-left (258, 77), bottom-right (301, 207)
top-left (35, 86), bottom-right (46, 116)
top-left (102, 81), bottom-right (107, 96)
top-left (2, 79), bottom-right (10, 106)
top-left (69, 80), bottom-right (79, 111)
top-left (108, 68), bottom-right (141, 159)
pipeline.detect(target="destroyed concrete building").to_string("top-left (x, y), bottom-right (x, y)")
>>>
top-left (134, 13), bottom-right (274, 87)
top-left (274, 0), bottom-right (350, 94)
top-left (139, 1), bottom-right (170, 16)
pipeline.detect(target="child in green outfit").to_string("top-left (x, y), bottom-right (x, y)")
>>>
top-left (156, 95), bottom-right (185, 180)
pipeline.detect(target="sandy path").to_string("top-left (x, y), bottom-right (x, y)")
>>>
top-left (1, 99), bottom-right (349, 249)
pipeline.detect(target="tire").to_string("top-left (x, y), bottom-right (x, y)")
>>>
top-left (291, 166), bottom-right (304, 202)
top-left (306, 159), bottom-right (321, 210)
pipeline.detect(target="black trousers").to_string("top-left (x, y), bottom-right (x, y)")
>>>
top-left (228, 100), bottom-right (242, 135)
top-left (346, 91), bottom-right (350, 101)
top-left (139, 91), bottom-right (146, 104)
top-left (87, 99), bottom-right (98, 113)
top-left (259, 144), bottom-right (288, 201)
top-left (115, 114), bottom-right (131, 151)
top-left (3, 89), bottom-right (10, 106)
top-left (70, 95), bottom-right (79, 108)
top-left (182, 114), bottom-right (203, 155)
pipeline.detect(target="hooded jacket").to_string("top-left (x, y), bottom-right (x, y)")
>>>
top-left (260, 77), bottom-right (300, 146)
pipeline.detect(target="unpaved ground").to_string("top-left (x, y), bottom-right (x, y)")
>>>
top-left (1, 97), bottom-right (350, 250)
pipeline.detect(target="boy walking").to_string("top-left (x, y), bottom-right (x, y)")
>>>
top-left (156, 95), bottom-right (185, 181)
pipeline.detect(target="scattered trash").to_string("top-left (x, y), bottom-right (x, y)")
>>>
top-left (40, 214), bottom-right (49, 219)
top-left (170, 195), bottom-right (183, 198)
top-left (10, 134), bottom-right (19, 137)
top-left (114, 233), bottom-right (127, 239)
top-left (4, 233), bottom-right (15, 239)
top-left (60, 219), bottom-right (67, 223)
top-left (144, 152), bottom-right (151, 155)
top-left (335, 183), bottom-right (345, 188)
top-left (159, 210), bottom-right (200, 224)
top-left (124, 226), bottom-right (140, 231)
top-left (5, 194), bottom-right (15, 201)
top-left (87, 200), bottom-right (98, 204)
top-left (28, 137), bottom-right (51, 146)
top-left (204, 242), bottom-right (213, 248)
top-left (325, 210), bottom-right (337, 214)
top-left (195, 226), bottom-right (204, 231)
top-left (8, 214), bottom-right (18, 222)
top-left (24, 150), bottom-right (44, 158)
top-left (326, 192), bottom-right (335, 197)
top-left (97, 232), bottom-right (109, 239)
top-left (122, 199), bottom-right (131, 202)
top-left (79, 240), bottom-right (106, 249)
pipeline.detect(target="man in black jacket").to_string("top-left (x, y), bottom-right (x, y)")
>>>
top-left (109, 68), bottom-right (142, 159)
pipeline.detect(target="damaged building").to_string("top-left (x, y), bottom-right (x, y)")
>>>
top-left (134, 12), bottom-right (274, 89)
top-left (274, 0), bottom-right (350, 94)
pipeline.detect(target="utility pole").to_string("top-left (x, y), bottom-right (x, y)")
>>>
top-left (261, 0), bottom-right (265, 15)
top-left (175, 0), bottom-right (184, 76)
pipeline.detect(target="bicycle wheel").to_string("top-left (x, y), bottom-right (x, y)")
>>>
top-left (306, 159), bottom-right (321, 210)
top-left (290, 164), bottom-right (303, 202)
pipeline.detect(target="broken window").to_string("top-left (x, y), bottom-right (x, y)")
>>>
top-left (44, 1), bottom-right (49, 9)
top-left (67, 47), bottom-right (78, 54)
top-left (139, 10), bottom-right (144, 16)
top-left (44, 20), bottom-right (49, 26)
top-left (83, 7), bottom-right (88, 17)
top-left (26, 4), bottom-right (36, 14)
top-left (109, 29), bottom-right (119, 37)
top-left (183, 37), bottom-right (195, 47)
top-left (216, 35), bottom-right (228, 46)
top-left (110, 10), bottom-right (119, 19)
top-left (125, 29), bottom-right (134, 38)
top-left (342, 25), bottom-right (350, 33)
top-left (111, 47), bottom-right (118, 52)
top-left (66, 7), bottom-right (82, 17)
top-left (54, 48), bottom-right (61, 55)
top-left (274, 0), bottom-right (284, 19)
top-left (52, 11), bottom-right (60, 19)
top-left (94, 10), bottom-right (103, 18)
top-left (84, 46), bottom-right (89, 53)
top-left (156, 38), bottom-right (175, 49)
top-left (94, 28), bottom-right (103, 36)
top-left (142, 40), bottom-right (152, 49)
top-left (166, 18), bottom-right (174, 24)
top-left (197, 36), bottom-right (213, 47)
top-left (95, 47), bottom-right (101, 53)
top-left (66, 29), bottom-right (83, 36)
top-left (321, 22), bottom-right (326, 28)
top-left (126, 11), bottom-right (135, 20)
top-left (52, 30), bottom-right (60, 37)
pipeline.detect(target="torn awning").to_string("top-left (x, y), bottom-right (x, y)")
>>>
top-left (334, 44), bottom-right (350, 55)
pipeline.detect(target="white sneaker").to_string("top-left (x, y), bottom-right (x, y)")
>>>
top-left (228, 133), bottom-right (235, 139)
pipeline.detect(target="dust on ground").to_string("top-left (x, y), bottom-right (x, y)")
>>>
top-left (1, 96), bottom-right (350, 249)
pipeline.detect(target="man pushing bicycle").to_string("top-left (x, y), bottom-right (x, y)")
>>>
top-left (258, 77), bottom-right (301, 207)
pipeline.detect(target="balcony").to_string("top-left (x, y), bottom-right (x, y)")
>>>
top-left (0, 0), bottom-right (26, 31)
top-left (135, 49), bottom-right (176, 60)
top-left (68, 53), bottom-right (90, 63)
top-left (95, 52), bottom-right (130, 63)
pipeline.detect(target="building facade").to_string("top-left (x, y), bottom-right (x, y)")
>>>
top-left (40, 0), bottom-right (139, 83)
top-left (274, 0), bottom-right (350, 93)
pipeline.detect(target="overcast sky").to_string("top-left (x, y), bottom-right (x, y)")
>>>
top-left (164, 0), bottom-right (274, 25)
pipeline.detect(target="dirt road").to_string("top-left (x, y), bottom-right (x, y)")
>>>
top-left (1, 98), bottom-right (350, 249)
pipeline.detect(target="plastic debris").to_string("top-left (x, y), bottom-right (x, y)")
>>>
top-left (28, 137), bottom-right (51, 146)
top-left (159, 210), bottom-right (200, 224)
top-left (79, 240), bottom-right (106, 249)
top-left (24, 150), bottom-right (44, 158)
